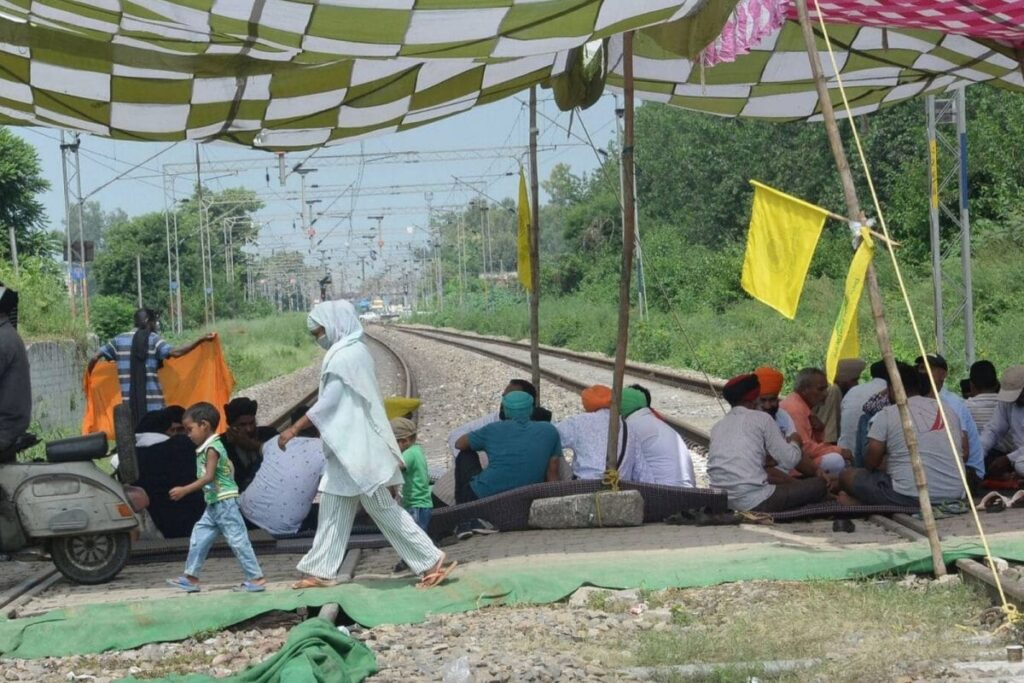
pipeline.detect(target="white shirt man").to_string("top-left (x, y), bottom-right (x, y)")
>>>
top-left (838, 375), bottom-right (887, 451)
top-left (240, 437), bottom-right (325, 536)
top-left (619, 408), bottom-right (695, 487)
top-left (556, 408), bottom-right (639, 480)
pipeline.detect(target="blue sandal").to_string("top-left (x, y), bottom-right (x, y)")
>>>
top-left (233, 581), bottom-right (266, 593)
top-left (167, 576), bottom-right (200, 593)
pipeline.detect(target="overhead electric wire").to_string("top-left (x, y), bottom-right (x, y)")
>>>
top-left (82, 142), bottom-right (179, 200)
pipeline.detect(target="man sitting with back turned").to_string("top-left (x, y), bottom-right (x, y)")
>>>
top-left (839, 362), bottom-right (966, 507)
top-left (780, 368), bottom-right (849, 475)
top-left (446, 378), bottom-right (552, 459)
top-left (134, 408), bottom-right (205, 538)
top-left (966, 360), bottom-right (1015, 475)
top-left (240, 406), bottom-right (325, 537)
top-left (966, 360), bottom-right (1003, 432)
top-left (618, 387), bottom-right (695, 487)
top-left (708, 374), bottom-right (827, 512)
top-left (453, 391), bottom-right (563, 504)
top-left (555, 385), bottom-right (637, 480)
top-left (915, 353), bottom-right (983, 493)
top-left (838, 360), bottom-right (888, 461)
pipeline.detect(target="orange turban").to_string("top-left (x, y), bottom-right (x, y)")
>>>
top-left (581, 384), bottom-right (612, 412)
top-left (754, 366), bottom-right (784, 396)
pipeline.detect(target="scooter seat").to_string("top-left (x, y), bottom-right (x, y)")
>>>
top-left (46, 432), bottom-right (109, 463)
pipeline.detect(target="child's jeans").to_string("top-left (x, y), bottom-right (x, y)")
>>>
top-left (407, 507), bottom-right (432, 533)
top-left (185, 497), bottom-right (262, 580)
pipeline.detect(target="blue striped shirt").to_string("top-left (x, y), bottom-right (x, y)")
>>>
top-left (99, 332), bottom-right (173, 413)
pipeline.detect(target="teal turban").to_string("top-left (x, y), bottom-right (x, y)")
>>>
top-left (501, 391), bottom-right (534, 422)
top-left (620, 387), bottom-right (647, 418)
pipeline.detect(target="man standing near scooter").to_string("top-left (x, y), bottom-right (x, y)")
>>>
top-left (0, 283), bottom-right (30, 463)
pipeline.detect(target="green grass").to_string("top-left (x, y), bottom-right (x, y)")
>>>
top-left (623, 580), bottom-right (992, 683)
top-left (168, 312), bottom-right (318, 391)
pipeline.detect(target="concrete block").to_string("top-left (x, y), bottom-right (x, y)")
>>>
top-left (528, 490), bottom-right (643, 529)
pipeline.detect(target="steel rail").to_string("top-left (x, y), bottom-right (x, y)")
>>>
top-left (392, 324), bottom-right (725, 399)
top-left (385, 324), bottom-right (711, 447)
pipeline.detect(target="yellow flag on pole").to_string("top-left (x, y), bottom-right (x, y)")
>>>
top-left (740, 180), bottom-right (829, 319)
top-left (517, 168), bottom-right (533, 292)
top-left (825, 228), bottom-right (874, 383)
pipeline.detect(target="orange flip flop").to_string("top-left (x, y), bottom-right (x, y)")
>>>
top-left (416, 560), bottom-right (458, 589)
top-left (291, 576), bottom-right (339, 589)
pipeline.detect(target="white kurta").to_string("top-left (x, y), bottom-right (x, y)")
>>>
top-left (306, 361), bottom-right (403, 497)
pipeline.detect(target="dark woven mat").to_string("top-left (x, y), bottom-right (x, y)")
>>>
top-left (768, 501), bottom-right (920, 521)
top-left (424, 480), bottom-right (726, 536)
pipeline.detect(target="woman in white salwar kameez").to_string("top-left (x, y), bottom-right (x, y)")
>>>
top-left (279, 300), bottom-right (456, 589)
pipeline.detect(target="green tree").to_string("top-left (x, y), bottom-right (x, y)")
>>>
top-left (64, 201), bottom-right (129, 251)
top-left (0, 128), bottom-right (54, 260)
top-left (92, 186), bottom-right (263, 324)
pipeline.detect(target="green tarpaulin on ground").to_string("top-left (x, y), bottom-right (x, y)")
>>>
top-left (117, 618), bottom-right (376, 683)
top-left (3, 534), bottom-right (1023, 660)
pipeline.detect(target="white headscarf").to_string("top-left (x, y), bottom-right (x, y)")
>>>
top-left (307, 300), bottom-right (404, 494)
top-left (308, 299), bottom-right (362, 353)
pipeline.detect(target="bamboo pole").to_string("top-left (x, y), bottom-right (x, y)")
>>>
top-left (528, 87), bottom-right (542, 399)
top-left (605, 31), bottom-right (637, 475)
top-left (794, 0), bottom-right (946, 576)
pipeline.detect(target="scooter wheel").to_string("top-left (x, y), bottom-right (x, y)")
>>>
top-left (51, 532), bottom-right (131, 585)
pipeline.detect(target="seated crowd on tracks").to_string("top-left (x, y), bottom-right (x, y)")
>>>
top-left (129, 354), bottom-right (1024, 545)
top-left (711, 356), bottom-right (1024, 514)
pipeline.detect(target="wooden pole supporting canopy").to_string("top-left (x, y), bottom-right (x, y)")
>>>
top-left (794, 0), bottom-right (946, 576)
top-left (605, 31), bottom-right (637, 476)
top-left (528, 87), bottom-right (542, 399)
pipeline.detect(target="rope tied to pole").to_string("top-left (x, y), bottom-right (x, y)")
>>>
top-left (808, 0), bottom-right (1015, 622)
top-left (602, 467), bottom-right (621, 492)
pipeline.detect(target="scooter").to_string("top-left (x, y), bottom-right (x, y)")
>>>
top-left (0, 406), bottom-right (143, 585)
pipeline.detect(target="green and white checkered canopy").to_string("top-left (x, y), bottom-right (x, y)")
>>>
top-left (0, 0), bottom-right (712, 148)
top-left (0, 1), bottom-right (1020, 148)
top-left (608, 22), bottom-right (1024, 121)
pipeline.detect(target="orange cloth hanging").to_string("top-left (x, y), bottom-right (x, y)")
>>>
top-left (82, 336), bottom-right (235, 439)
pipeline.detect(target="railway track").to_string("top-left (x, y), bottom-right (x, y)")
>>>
top-left (4, 323), bottom-right (1022, 632)
top-left (393, 324), bottom-right (725, 397)
top-left (389, 323), bottom-right (718, 447)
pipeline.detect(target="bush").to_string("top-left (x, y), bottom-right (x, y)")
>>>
top-left (0, 256), bottom-right (86, 347)
top-left (90, 295), bottom-right (136, 342)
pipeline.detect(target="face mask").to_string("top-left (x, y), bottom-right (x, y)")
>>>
top-left (316, 334), bottom-right (331, 350)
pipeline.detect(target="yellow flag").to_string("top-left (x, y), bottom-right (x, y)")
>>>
top-left (517, 168), bottom-right (532, 292)
top-left (740, 180), bottom-right (829, 319)
top-left (826, 228), bottom-right (874, 383)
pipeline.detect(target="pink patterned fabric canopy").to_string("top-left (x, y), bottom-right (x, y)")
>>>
top-left (796, 0), bottom-right (1024, 49)
top-left (703, 0), bottom-right (1024, 67)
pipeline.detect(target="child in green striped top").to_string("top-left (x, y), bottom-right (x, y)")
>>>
top-left (166, 402), bottom-right (266, 593)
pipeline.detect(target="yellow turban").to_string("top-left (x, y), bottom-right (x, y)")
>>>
top-left (384, 397), bottom-right (421, 420)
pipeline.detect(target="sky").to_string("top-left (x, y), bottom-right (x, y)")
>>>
top-left (17, 92), bottom-right (621, 290)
